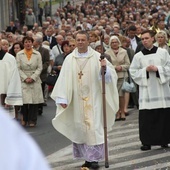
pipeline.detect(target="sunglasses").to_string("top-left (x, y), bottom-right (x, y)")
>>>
top-left (69, 44), bottom-right (75, 47)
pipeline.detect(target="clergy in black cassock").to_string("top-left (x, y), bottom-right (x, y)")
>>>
top-left (130, 30), bottom-right (170, 151)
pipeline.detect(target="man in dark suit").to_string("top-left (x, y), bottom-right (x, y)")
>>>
top-left (43, 27), bottom-right (57, 49)
top-left (38, 4), bottom-right (43, 26)
top-left (127, 25), bottom-right (141, 52)
top-left (33, 35), bottom-right (50, 114)
top-left (6, 21), bottom-right (17, 34)
top-left (127, 25), bottom-right (141, 109)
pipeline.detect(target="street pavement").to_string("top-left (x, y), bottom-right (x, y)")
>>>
top-left (45, 106), bottom-right (170, 170)
top-left (24, 97), bottom-right (170, 169)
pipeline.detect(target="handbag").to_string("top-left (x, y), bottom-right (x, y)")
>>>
top-left (121, 72), bottom-right (136, 93)
top-left (45, 73), bottom-right (58, 86)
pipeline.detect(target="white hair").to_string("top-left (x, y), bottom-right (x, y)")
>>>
top-left (109, 35), bottom-right (121, 47)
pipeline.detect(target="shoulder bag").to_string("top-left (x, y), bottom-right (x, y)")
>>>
top-left (121, 71), bottom-right (136, 93)
top-left (45, 73), bottom-right (58, 86)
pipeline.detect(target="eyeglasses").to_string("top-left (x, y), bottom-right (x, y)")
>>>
top-left (111, 41), bottom-right (119, 44)
top-left (69, 44), bottom-right (75, 47)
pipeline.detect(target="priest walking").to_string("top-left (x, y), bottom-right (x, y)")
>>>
top-left (130, 30), bottom-right (170, 151)
top-left (51, 31), bottom-right (119, 169)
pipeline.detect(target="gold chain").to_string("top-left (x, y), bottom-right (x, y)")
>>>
top-left (76, 58), bottom-right (89, 79)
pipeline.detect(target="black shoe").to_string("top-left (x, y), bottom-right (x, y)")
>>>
top-left (121, 117), bottom-right (126, 121)
top-left (115, 115), bottom-right (121, 121)
top-left (81, 161), bottom-right (92, 168)
top-left (140, 145), bottom-right (151, 151)
top-left (161, 144), bottom-right (169, 148)
top-left (125, 112), bottom-right (129, 116)
top-left (91, 162), bottom-right (99, 169)
top-left (115, 117), bottom-right (121, 121)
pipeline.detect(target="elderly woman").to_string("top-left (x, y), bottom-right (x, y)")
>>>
top-left (69, 39), bottom-right (77, 52)
top-left (53, 40), bottom-right (71, 76)
top-left (94, 40), bottom-right (112, 64)
top-left (154, 30), bottom-right (170, 54)
top-left (16, 36), bottom-right (44, 127)
top-left (105, 36), bottom-right (130, 121)
top-left (1, 39), bottom-right (10, 52)
top-left (89, 31), bottom-right (100, 49)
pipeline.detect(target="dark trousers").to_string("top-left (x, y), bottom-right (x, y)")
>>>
top-left (38, 82), bottom-right (46, 113)
top-left (38, 15), bottom-right (42, 26)
top-left (27, 25), bottom-right (33, 30)
top-left (1, 94), bottom-right (6, 106)
top-left (21, 104), bottom-right (38, 124)
top-left (129, 85), bottom-right (139, 108)
top-left (1, 94), bottom-right (19, 118)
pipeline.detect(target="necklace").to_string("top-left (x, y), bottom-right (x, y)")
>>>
top-left (76, 58), bottom-right (89, 79)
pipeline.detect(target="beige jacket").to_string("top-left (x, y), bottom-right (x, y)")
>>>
top-left (16, 49), bottom-right (44, 104)
top-left (105, 47), bottom-right (130, 78)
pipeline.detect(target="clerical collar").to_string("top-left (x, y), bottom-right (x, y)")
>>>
top-left (0, 49), bottom-right (6, 60)
top-left (77, 51), bottom-right (88, 58)
top-left (142, 46), bottom-right (158, 55)
top-left (146, 45), bottom-right (154, 51)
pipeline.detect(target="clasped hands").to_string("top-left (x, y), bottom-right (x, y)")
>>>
top-left (146, 65), bottom-right (158, 72)
top-left (25, 78), bottom-right (34, 83)
top-left (115, 65), bottom-right (122, 72)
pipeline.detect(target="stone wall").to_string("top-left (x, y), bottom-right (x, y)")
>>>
top-left (0, 0), bottom-right (10, 31)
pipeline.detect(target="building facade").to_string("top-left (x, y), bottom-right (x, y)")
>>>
top-left (0, 0), bottom-right (37, 31)
top-left (0, 0), bottom-right (10, 31)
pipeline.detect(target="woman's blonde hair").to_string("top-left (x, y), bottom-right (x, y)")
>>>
top-left (155, 30), bottom-right (168, 42)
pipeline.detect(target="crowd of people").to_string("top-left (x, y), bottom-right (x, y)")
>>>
top-left (1, 0), bottom-right (170, 169)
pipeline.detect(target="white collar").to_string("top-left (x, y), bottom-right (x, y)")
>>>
top-left (77, 51), bottom-right (88, 57)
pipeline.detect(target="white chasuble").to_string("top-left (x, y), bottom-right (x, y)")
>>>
top-left (76, 57), bottom-right (97, 144)
top-left (51, 47), bottom-right (119, 145)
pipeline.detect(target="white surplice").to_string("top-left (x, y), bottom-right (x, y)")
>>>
top-left (0, 107), bottom-right (50, 170)
top-left (0, 52), bottom-right (23, 105)
top-left (130, 47), bottom-right (170, 110)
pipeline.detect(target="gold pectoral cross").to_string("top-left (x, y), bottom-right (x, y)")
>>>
top-left (78, 71), bottom-right (83, 79)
